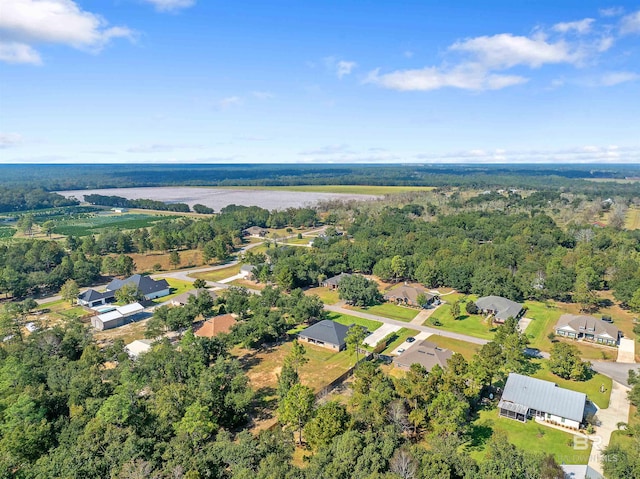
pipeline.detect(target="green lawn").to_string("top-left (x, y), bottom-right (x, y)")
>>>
top-left (379, 328), bottom-right (420, 355)
top-left (531, 359), bottom-right (612, 409)
top-left (426, 336), bottom-right (482, 361)
top-left (327, 312), bottom-right (382, 332)
top-left (424, 294), bottom-right (496, 340)
top-left (466, 407), bottom-right (590, 465)
top-left (191, 264), bottom-right (241, 282)
top-left (153, 278), bottom-right (194, 304)
top-left (350, 303), bottom-right (419, 322)
top-left (305, 286), bottom-right (341, 305)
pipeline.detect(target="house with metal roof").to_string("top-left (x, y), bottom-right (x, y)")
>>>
top-left (475, 296), bottom-right (524, 323)
top-left (321, 272), bottom-right (352, 290)
top-left (498, 373), bottom-right (586, 430)
top-left (393, 341), bottom-right (453, 372)
top-left (383, 283), bottom-right (437, 307)
top-left (298, 319), bottom-right (353, 351)
top-left (106, 274), bottom-right (170, 300)
top-left (554, 314), bottom-right (621, 346)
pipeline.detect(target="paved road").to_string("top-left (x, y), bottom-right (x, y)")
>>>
top-left (591, 361), bottom-right (638, 387)
top-left (324, 302), bottom-right (489, 346)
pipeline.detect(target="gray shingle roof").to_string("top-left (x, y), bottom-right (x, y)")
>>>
top-left (555, 314), bottom-right (620, 340)
top-left (475, 296), bottom-right (523, 321)
top-left (78, 288), bottom-right (115, 302)
top-left (501, 373), bottom-right (586, 423)
top-left (323, 273), bottom-right (352, 287)
top-left (107, 274), bottom-right (170, 296)
top-left (298, 320), bottom-right (352, 348)
top-left (393, 341), bottom-right (453, 371)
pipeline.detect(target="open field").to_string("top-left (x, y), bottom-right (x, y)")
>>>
top-left (51, 213), bottom-right (168, 237)
top-left (57, 186), bottom-right (382, 211)
top-left (466, 407), bottom-right (590, 465)
top-left (531, 359), bottom-right (612, 409)
top-left (625, 206), bottom-right (640, 230)
top-left (223, 185), bottom-right (436, 195)
top-left (305, 286), bottom-right (340, 305)
top-left (426, 336), bottom-right (481, 361)
top-left (349, 303), bottom-right (420, 322)
top-left (191, 264), bottom-right (242, 282)
top-left (423, 294), bottom-right (497, 340)
top-left (128, 249), bottom-right (204, 273)
top-left (327, 311), bottom-right (382, 332)
top-left (235, 340), bottom-right (354, 394)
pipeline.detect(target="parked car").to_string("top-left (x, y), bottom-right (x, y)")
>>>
top-left (406, 337), bottom-right (415, 343)
top-left (397, 348), bottom-right (405, 354)
top-left (601, 315), bottom-right (613, 323)
top-left (378, 354), bottom-right (392, 364)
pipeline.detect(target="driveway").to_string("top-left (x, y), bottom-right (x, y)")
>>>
top-left (617, 337), bottom-right (636, 363)
top-left (587, 380), bottom-right (632, 475)
top-left (390, 331), bottom-right (432, 355)
top-left (363, 324), bottom-right (401, 347)
top-left (591, 361), bottom-right (639, 387)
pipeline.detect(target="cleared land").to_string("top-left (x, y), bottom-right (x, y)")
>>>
top-left (57, 186), bottom-right (382, 211)
top-left (625, 206), bottom-right (640, 230)
top-left (467, 407), bottom-right (590, 465)
top-left (349, 303), bottom-right (420, 322)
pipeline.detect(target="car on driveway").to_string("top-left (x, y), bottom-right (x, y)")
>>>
top-left (406, 337), bottom-right (415, 343)
top-left (397, 348), bottom-right (405, 354)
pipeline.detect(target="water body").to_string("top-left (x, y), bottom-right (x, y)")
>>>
top-left (57, 187), bottom-right (380, 211)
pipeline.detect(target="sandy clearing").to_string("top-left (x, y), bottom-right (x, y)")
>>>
top-left (57, 186), bottom-right (381, 211)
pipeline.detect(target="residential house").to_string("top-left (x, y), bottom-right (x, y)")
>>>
top-left (106, 274), bottom-right (171, 300)
top-left (554, 314), bottom-right (621, 346)
top-left (77, 288), bottom-right (116, 308)
top-left (298, 319), bottom-right (353, 351)
top-left (498, 373), bottom-right (586, 429)
top-left (194, 314), bottom-right (237, 338)
top-left (475, 296), bottom-right (524, 323)
top-left (239, 264), bottom-right (257, 279)
top-left (383, 283), bottom-right (437, 307)
top-left (170, 288), bottom-right (217, 307)
top-left (91, 302), bottom-right (145, 331)
top-left (321, 272), bottom-right (352, 290)
top-left (242, 226), bottom-right (268, 237)
top-left (393, 341), bottom-right (453, 372)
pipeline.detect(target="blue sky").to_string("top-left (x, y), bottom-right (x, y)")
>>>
top-left (1, 0), bottom-right (639, 164)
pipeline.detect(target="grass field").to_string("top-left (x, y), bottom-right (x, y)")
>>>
top-left (52, 213), bottom-right (167, 237)
top-left (220, 185), bottom-right (436, 196)
top-left (424, 294), bottom-right (496, 340)
top-left (379, 328), bottom-right (420, 355)
top-left (191, 264), bottom-right (242, 282)
top-left (349, 303), bottom-right (419, 322)
top-left (466, 407), bottom-right (590, 465)
top-left (426, 336), bottom-right (482, 361)
top-left (153, 278), bottom-right (194, 303)
top-left (0, 226), bottom-right (15, 239)
top-left (327, 311), bottom-right (382, 332)
top-left (625, 207), bottom-right (640, 230)
top-left (130, 249), bottom-right (204, 273)
top-left (305, 286), bottom-right (340, 305)
top-left (531, 359), bottom-right (612, 409)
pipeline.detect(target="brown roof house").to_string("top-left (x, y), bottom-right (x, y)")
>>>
top-left (383, 283), bottom-right (437, 307)
top-left (554, 314), bottom-right (620, 346)
top-left (393, 341), bottom-right (453, 372)
top-left (194, 314), bottom-right (237, 338)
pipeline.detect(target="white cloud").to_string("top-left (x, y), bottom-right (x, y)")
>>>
top-left (142, 0), bottom-right (195, 12)
top-left (0, 41), bottom-right (41, 64)
top-left (0, 133), bottom-right (24, 148)
top-left (620, 10), bottom-right (640, 34)
top-left (599, 7), bottom-right (625, 17)
top-left (324, 57), bottom-right (357, 78)
top-left (251, 91), bottom-right (274, 100)
top-left (598, 71), bottom-right (640, 86)
top-left (553, 18), bottom-right (595, 34)
top-left (450, 34), bottom-right (580, 68)
top-left (366, 64), bottom-right (527, 92)
top-left (0, 0), bottom-right (133, 64)
top-left (217, 96), bottom-right (242, 109)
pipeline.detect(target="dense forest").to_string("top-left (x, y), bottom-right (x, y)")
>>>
top-left (0, 164), bottom-right (639, 198)
top-left (0, 186), bottom-right (78, 213)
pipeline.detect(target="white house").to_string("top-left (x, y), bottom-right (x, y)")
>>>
top-left (498, 373), bottom-right (586, 430)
